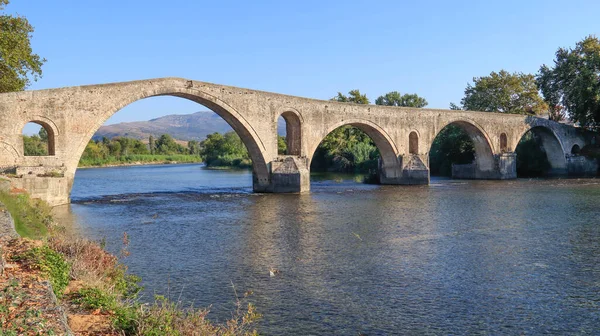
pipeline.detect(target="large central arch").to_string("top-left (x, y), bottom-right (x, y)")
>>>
top-left (68, 86), bottom-right (271, 194)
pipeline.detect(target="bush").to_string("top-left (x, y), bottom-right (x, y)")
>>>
top-left (16, 245), bottom-right (71, 297)
top-left (74, 287), bottom-right (117, 312)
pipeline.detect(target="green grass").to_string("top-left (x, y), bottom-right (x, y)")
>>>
top-left (78, 154), bottom-right (202, 167)
top-left (0, 192), bottom-right (51, 239)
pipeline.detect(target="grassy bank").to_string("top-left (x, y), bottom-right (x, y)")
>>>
top-left (78, 154), bottom-right (202, 167)
top-left (0, 192), bottom-right (260, 335)
top-left (0, 192), bottom-right (51, 239)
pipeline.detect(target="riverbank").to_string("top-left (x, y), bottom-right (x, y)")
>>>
top-left (0, 191), bottom-right (260, 335)
top-left (78, 154), bottom-right (202, 168)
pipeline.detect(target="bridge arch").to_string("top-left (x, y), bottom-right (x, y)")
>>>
top-left (408, 131), bottom-right (419, 154)
top-left (275, 108), bottom-right (303, 156)
top-left (70, 86), bottom-right (271, 189)
top-left (308, 119), bottom-right (399, 172)
top-left (21, 119), bottom-right (57, 156)
top-left (433, 119), bottom-right (495, 172)
top-left (515, 126), bottom-right (567, 174)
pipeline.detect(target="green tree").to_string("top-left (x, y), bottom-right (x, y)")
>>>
top-left (0, 0), bottom-right (45, 92)
top-left (187, 140), bottom-right (200, 155)
top-left (429, 125), bottom-right (475, 176)
top-left (332, 89), bottom-right (370, 104)
top-left (375, 91), bottom-right (428, 108)
top-left (460, 70), bottom-right (548, 115)
top-left (148, 135), bottom-right (155, 154)
top-left (23, 134), bottom-right (47, 156)
top-left (38, 127), bottom-right (48, 141)
top-left (537, 36), bottom-right (600, 129)
top-left (200, 132), bottom-right (251, 168)
top-left (155, 134), bottom-right (185, 154)
top-left (277, 136), bottom-right (287, 155)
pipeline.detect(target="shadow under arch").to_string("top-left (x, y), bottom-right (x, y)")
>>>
top-left (514, 125), bottom-right (567, 175)
top-left (432, 119), bottom-right (495, 172)
top-left (308, 119), bottom-right (399, 176)
top-left (71, 86), bottom-right (271, 191)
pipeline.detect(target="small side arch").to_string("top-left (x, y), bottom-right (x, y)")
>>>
top-left (21, 119), bottom-right (58, 156)
top-left (571, 144), bottom-right (581, 155)
top-left (276, 109), bottom-right (303, 156)
top-left (409, 131), bottom-right (419, 154)
top-left (500, 133), bottom-right (508, 152)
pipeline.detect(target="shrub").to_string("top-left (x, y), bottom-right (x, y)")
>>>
top-left (74, 287), bottom-right (117, 312)
top-left (16, 245), bottom-right (71, 297)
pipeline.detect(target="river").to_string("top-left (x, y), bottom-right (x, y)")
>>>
top-left (56, 163), bottom-right (600, 335)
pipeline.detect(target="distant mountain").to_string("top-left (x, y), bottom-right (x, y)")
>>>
top-left (94, 111), bottom-right (273, 142)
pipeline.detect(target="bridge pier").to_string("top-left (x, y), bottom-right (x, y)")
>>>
top-left (254, 156), bottom-right (310, 193)
top-left (379, 154), bottom-right (430, 185)
top-left (452, 152), bottom-right (517, 180)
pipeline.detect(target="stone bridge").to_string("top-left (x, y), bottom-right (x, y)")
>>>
top-left (0, 77), bottom-right (596, 206)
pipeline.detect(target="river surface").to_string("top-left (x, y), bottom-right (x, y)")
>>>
top-left (58, 163), bottom-right (600, 335)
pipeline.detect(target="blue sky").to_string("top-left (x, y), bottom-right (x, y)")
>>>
top-left (9, 0), bottom-right (600, 126)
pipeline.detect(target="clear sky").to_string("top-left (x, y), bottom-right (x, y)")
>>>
top-left (8, 0), bottom-right (600, 125)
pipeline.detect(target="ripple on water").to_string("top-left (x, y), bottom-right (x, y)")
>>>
top-left (66, 166), bottom-right (600, 335)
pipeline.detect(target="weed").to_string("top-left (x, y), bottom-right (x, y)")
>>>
top-left (73, 287), bottom-right (117, 312)
top-left (16, 245), bottom-right (70, 297)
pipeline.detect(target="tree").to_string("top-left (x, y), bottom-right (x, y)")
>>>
top-left (332, 89), bottom-right (370, 104)
top-left (537, 36), bottom-right (600, 129)
top-left (0, 0), bottom-right (45, 92)
top-left (148, 135), bottom-right (155, 154)
top-left (375, 91), bottom-right (428, 108)
top-left (460, 70), bottom-right (548, 115)
top-left (38, 126), bottom-right (47, 141)
top-left (187, 140), bottom-right (200, 155)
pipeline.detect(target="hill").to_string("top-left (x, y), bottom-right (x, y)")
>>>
top-left (93, 111), bottom-right (286, 142)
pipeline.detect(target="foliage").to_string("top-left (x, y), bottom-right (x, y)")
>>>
top-left (0, 192), bottom-right (51, 238)
top-left (311, 125), bottom-right (379, 174)
top-left (515, 132), bottom-right (551, 177)
top-left (22, 134), bottom-right (48, 156)
top-left (537, 35), bottom-right (600, 129)
top-left (277, 135), bottom-right (287, 155)
top-left (0, 0), bottom-right (46, 93)
top-left (15, 245), bottom-right (71, 297)
top-left (459, 70), bottom-right (548, 115)
top-left (79, 154), bottom-right (201, 167)
top-left (74, 287), bottom-right (118, 312)
top-left (332, 89), bottom-right (370, 104)
top-left (78, 134), bottom-right (202, 166)
top-left (375, 91), bottom-right (428, 107)
top-left (200, 131), bottom-right (252, 168)
top-left (155, 134), bottom-right (187, 155)
top-left (429, 125), bottom-right (475, 176)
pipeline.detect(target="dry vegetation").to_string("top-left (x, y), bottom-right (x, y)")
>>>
top-left (0, 192), bottom-right (260, 335)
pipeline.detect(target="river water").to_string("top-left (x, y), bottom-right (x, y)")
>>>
top-left (59, 163), bottom-right (600, 335)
